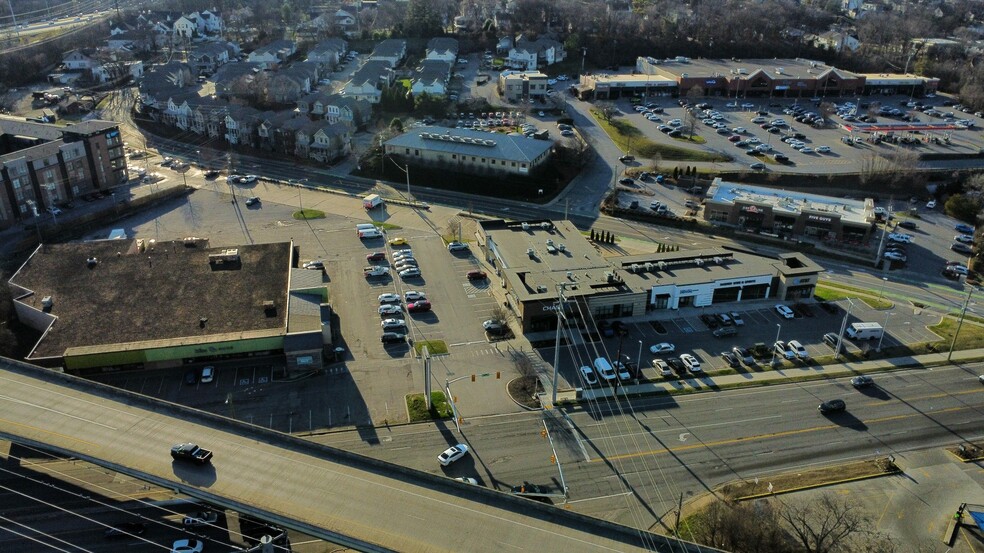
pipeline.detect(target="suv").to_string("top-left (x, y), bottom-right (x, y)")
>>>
top-left (652, 359), bottom-right (674, 377)
top-left (774, 304), bottom-right (795, 319)
top-left (774, 341), bottom-right (796, 360)
top-left (680, 353), bottom-right (701, 373)
top-left (447, 241), bottom-right (469, 252)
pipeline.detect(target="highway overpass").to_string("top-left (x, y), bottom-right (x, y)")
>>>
top-left (0, 358), bottom-right (716, 552)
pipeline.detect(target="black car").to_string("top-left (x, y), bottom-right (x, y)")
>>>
top-left (381, 332), bottom-right (406, 344)
top-left (104, 522), bottom-right (147, 539)
top-left (611, 321), bottom-right (629, 336)
top-left (817, 301), bottom-right (838, 314)
top-left (699, 314), bottom-right (719, 329)
top-left (183, 370), bottom-right (198, 385)
top-left (511, 481), bottom-right (546, 495)
top-left (851, 375), bottom-right (874, 388)
top-left (203, 170), bottom-right (220, 179)
top-left (618, 178), bottom-right (634, 185)
top-left (666, 357), bottom-right (686, 376)
top-left (818, 399), bottom-right (847, 414)
top-left (720, 352), bottom-right (740, 367)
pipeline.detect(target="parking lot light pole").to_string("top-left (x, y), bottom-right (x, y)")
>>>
top-left (834, 299), bottom-right (855, 361)
top-left (876, 311), bottom-right (894, 353)
top-left (878, 276), bottom-right (889, 298)
top-left (771, 323), bottom-right (781, 367)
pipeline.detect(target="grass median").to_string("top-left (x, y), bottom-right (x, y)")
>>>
top-left (814, 282), bottom-right (894, 309)
top-left (589, 110), bottom-right (729, 162)
top-left (406, 392), bottom-right (453, 422)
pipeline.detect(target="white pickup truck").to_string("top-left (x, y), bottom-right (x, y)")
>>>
top-left (364, 266), bottom-right (390, 278)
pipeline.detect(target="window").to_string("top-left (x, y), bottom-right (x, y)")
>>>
top-left (511, 162), bottom-right (516, 167)
top-left (452, 154), bottom-right (456, 159)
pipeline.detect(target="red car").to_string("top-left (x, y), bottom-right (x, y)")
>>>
top-left (466, 270), bottom-right (487, 280)
top-left (407, 300), bottom-right (432, 312)
top-left (366, 252), bottom-right (386, 261)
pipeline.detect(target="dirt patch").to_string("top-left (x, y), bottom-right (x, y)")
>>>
top-left (718, 457), bottom-right (899, 500)
top-left (507, 377), bottom-right (542, 409)
top-left (946, 443), bottom-right (984, 462)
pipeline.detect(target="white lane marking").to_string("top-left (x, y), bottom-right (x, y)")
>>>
top-left (0, 394), bottom-right (119, 430)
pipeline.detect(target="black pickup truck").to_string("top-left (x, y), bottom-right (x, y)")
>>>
top-left (170, 443), bottom-right (213, 465)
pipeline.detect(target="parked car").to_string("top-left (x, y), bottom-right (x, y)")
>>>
top-left (381, 332), bottom-right (406, 344)
top-left (378, 293), bottom-right (400, 304)
top-left (483, 319), bottom-right (507, 334)
top-left (579, 366), bottom-right (598, 386)
top-left (437, 444), bottom-right (470, 466)
top-left (200, 366), bottom-right (214, 383)
top-left (380, 318), bottom-right (406, 330)
top-left (399, 268), bottom-right (421, 278)
top-left (182, 511), bottom-right (218, 527)
top-left (171, 539), bottom-right (205, 553)
top-left (729, 311), bottom-right (744, 326)
top-left (774, 341), bottom-right (796, 360)
top-left (466, 270), bottom-right (488, 280)
top-left (720, 352), bottom-right (740, 367)
top-left (680, 353), bottom-right (702, 373)
top-left (366, 252), bottom-right (386, 261)
top-left (699, 314), bottom-right (719, 329)
top-left (448, 241), bottom-right (469, 252)
top-left (955, 223), bottom-right (975, 234)
top-left (244, 196), bottom-right (260, 206)
top-left (407, 300), bottom-right (432, 313)
top-left (774, 304), bottom-right (795, 319)
top-left (302, 260), bottom-right (324, 270)
top-left (650, 342), bottom-right (676, 354)
top-left (786, 340), bottom-right (809, 359)
top-left (653, 359), bottom-right (674, 377)
top-left (822, 333), bottom-right (842, 349)
top-left (732, 346), bottom-right (754, 364)
top-left (378, 304), bottom-right (402, 316)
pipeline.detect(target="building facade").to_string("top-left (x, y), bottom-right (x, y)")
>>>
top-left (383, 126), bottom-right (553, 177)
top-left (0, 117), bottom-right (127, 229)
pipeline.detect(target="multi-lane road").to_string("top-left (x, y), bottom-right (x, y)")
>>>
top-left (315, 362), bottom-right (984, 530)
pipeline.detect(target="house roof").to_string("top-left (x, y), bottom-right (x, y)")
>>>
top-left (191, 42), bottom-right (229, 59)
top-left (309, 39), bottom-right (347, 57)
top-left (371, 39), bottom-right (406, 59)
top-left (426, 37), bottom-right (459, 55)
top-left (348, 59), bottom-right (392, 87)
top-left (385, 126), bottom-right (552, 163)
top-left (252, 39), bottom-right (295, 57)
top-left (415, 59), bottom-right (451, 86)
top-left (10, 240), bottom-right (291, 359)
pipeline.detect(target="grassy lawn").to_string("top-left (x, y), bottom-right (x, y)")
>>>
top-left (406, 391), bottom-right (453, 422)
top-left (717, 458), bottom-right (898, 500)
top-left (814, 283), bottom-right (894, 310)
top-left (293, 209), bottom-right (326, 220)
top-left (929, 318), bottom-right (984, 350)
top-left (673, 135), bottom-right (707, 145)
top-left (414, 339), bottom-right (449, 356)
top-left (374, 222), bottom-right (401, 230)
top-left (590, 110), bottom-right (730, 162)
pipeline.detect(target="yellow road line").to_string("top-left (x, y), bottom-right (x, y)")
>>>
top-left (593, 405), bottom-right (973, 463)
top-left (862, 388), bottom-right (983, 407)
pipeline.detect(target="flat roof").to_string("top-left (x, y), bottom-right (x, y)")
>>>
top-left (386, 126), bottom-right (553, 163)
top-left (11, 240), bottom-right (292, 358)
top-left (706, 178), bottom-right (873, 226)
top-left (651, 58), bottom-right (861, 80)
top-left (481, 220), bottom-right (824, 304)
top-left (585, 73), bottom-right (677, 87)
top-left (859, 73), bottom-right (937, 85)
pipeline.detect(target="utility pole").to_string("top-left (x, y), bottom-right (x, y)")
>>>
top-left (551, 284), bottom-right (568, 405)
top-left (948, 286), bottom-right (977, 362)
top-left (673, 492), bottom-right (683, 535)
top-left (834, 299), bottom-right (855, 361)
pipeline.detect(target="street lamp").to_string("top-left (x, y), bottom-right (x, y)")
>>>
top-left (876, 311), bottom-right (894, 353)
top-left (771, 323), bottom-right (781, 366)
top-left (636, 340), bottom-right (643, 384)
top-left (386, 155), bottom-right (412, 204)
top-left (878, 276), bottom-right (889, 298)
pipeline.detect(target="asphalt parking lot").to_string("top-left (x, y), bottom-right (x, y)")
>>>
top-left (541, 298), bottom-right (944, 390)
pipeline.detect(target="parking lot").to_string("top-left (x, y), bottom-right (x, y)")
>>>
top-left (541, 298), bottom-right (945, 391)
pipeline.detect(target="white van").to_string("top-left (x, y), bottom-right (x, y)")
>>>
top-left (846, 322), bottom-right (883, 340)
top-left (356, 223), bottom-right (376, 232)
top-left (593, 358), bottom-right (616, 381)
top-left (359, 229), bottom-right (383, 239)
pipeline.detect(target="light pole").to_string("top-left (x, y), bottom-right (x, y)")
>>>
top-left (551, 284), bottom-right (568, 405)
top-left (771, 323), bottom-right (781, 366)
top-left (878, 276), bottom-right (889, 298)
top-left (834, 299), bottom-right (855, 361)
top-left (948, 285), bottom-right (977, 362)
top-left (635, 340), bottom-right (643, 384)
top-left (876, 311), bottom-right (894, 353)
top-left (386, 155), bottom-right (412, 204)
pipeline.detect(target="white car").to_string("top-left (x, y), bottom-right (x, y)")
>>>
top-left (378, 304), bottom-right (402, 315)
top-left (404, 291), bottom-right (426, 301)
top-left (732, 127), bottom-right (746, 134)
top-left (751, 117), bottom-right (767, 123)
top-left (615, 361), bottom-right (632, 381)
top-left (888, 232), bottom-right (913, 243)
top-left (799, 147), bottom-right (814, 154)
top-left (650, 342), bottom-right (676, 354)
top-left (437, 444), bottom-right (469, 466)
top-left (816, 145), bottom-right (831, 153)
top-left (378, 293), bottom-right (401, 304)
top-left (393, 250), bottom-right (414, 260)
top-left (381, 318), bottom-right (406, 330)
top-left (668, 119), bottom-right (682, 127)
top-left (787, 340), bottom-right (809, 359)
top-left (302, 260), bottom-right (324, 270)
top-left (775, 304), bottom-right (795, 319)
top-left (399, 268), bottom-right (421, 278)
top-left (774, 341), bottom-right (796, 360)
top-left (741, 102), bottom-right (756, 109)
top-left (883, 251), bottom-right (907, 262)
top-left (238, 174), bottom-right (258, 184)
top-left (653, 359), bottom-right (674, 377)
top-left (171, 539), bottom-right (204, 553)
top-left (926, 200), bottom-right (937, 209)
top-left (200, 366), bottom-right (214, 384)
top-left (579, 366), bottom-right (598, 386)
top-left (747, 137), bottom-right (760, 144)
top-left (680, 354), bottom-right (701, 373)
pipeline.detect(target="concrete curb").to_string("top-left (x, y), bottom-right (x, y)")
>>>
top-left (733, 467), bottom-right (902, 501)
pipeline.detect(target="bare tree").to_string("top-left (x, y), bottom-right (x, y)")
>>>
top-left (777, 493), bottom-right (870, 553)
top-left (596, 101), bottom-right (617, 123)
top-left (687, 499), bottom-right (792, 553)
top-left (684, 86), bottom-right (704, 139)
top-left (649, 151), bottom-right (662, 173)
top-left (489, 303), bottom-right (508, 324)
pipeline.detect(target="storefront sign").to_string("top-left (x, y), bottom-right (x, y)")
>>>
top-left (705, 79), bottom-right (717, 85)
top-left (807, 215), bottom-right (833, 223)
top-left (741, 205), bottom-right (762, 213)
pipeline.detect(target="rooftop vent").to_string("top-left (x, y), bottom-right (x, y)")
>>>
top-left (41, 296), bottom-right (53, 308)
top-left (558, 244), bottom-right (566, 252)
top-left (527, 248), bottom-right (536, 258)
top-left (263, 300), bottom-right (276, 316)
top-left (536, 285), bottom-right (548, 293)
top-left (86, 257), bottom-right (98, 268)
top-left (566, 271), bottom-right (573, 280)
top-left (713, 256), bottom-right (723, 264)
top-left (521, 222), bottom-right (531, 230)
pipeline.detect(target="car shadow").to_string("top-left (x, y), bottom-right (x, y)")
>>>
top-left (409, 312), bottom-right (440, 324)
top-left (856, 385), bottom-right (891, 400)
top-left (171, 461), bottom-right (217, 487)
top-left (382, 342), bottom-right (410, 357)
top-left (821, 411), bottom-right (868, 431)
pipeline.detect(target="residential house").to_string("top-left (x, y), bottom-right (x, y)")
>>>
top-left (63, 49), bottom-right (99, 71)
top-left (324, 95), bottom-right (371, 128)
top-left (310, 122), bottom-right (353, 162)
top-left (369, 39), bottom-right (407, 68)
top-left (267, 70), bottom-right (310, 103)
top-left (106, 31), bottom-right (152, 53)
top-left (173, 15), bottom-right (197, 39)
top-left (189, 42), bottom-right (236, 75)
top-left (343, 60), bottom-right (393, 103)
top-left (257, 111), bottom-right (296, 150)
top-left (162, 92), bottom-right (196, 130)
top-left (307, 38), bottom-right (348, 66)
top-left (506, 36), bottom-right (566, 71)
top-left (411, 59), bottom-right (452, 96)
top-left (248, 40), bottom-right (297, 69)
top-left (813, 30), bottom-right (861, 52)
top-left (425, 38), bottom-right (458, 63)
top-left (335, 9), bottom-right (358, 36)
top-left (224, 104), bottom-right (260, 146)
top-left (297, 91), bottom-right (331, 116)
top-left (498, 70), bottom-right (548, 102)
top-left (273, 116), bottom-right (308, 156)
top-left (190, 96), bottom-right (227, 137)
top-left (193, 10), bottom-right (224, 35)
top-left (213, 62), bottom-right (264, 98)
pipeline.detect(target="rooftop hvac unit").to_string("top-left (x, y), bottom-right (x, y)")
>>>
top-left (527, 248), bottom-right (536, 258)
top-left (645, 262), bottom-right (654, 271)
top-left (629, 264), bottom-right (640, 273)
top-left (541, 222), bottom-right (551, 229)
top-left (658, 261), bottom-right (667, 271)
top-left (537, 285), bottom-right (548, 293)
top-left (521, 222), bottom-right (531, 230)
top-left (713, 257), bottom-right (723, 264)
top-left (41, 296), bottom-right (53, 308)
top-left (558, 244), bottom-right (566, 252)
top-left (566, 271), bottom-right (573, 279)
top-left (605, 271), bottom-right (615, 282)
top-left (546, 239), bottom-right (554, 247)
top-left (695, 259), bottom-right (704, 266)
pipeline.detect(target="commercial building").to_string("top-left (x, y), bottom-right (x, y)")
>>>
top-left (476, 219), bottom-right (822, 333)
top-left (702, 178), bottom-right (876, 243)
top-left (575, 56), bottom-right (938, 99)
top-left (8, 239), bottom-right (334, 374)
top-left (383, 126), bottom-right (553, 177)
top-left (498, 70), bottom-right (549, 102)
top-left (0, 116), bottom-right (128, 229)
